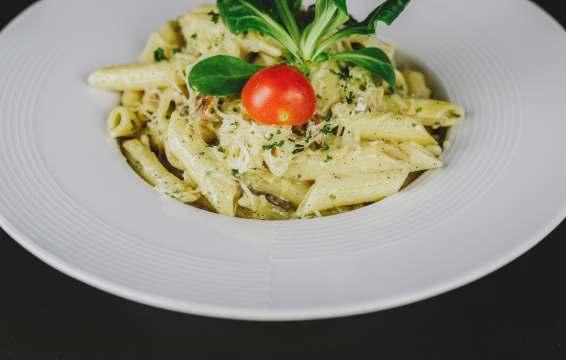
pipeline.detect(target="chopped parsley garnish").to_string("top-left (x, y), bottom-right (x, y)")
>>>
top-left (324, 155), bottom-right (334, 163)
top-left (321, 123), bottom-right (336, 135)
top-left (321, 145), bottom-right (330, 152)
top-left (217, 146), bottom-right (226, 153)
top-left (191, 33), bottom-right (198, 39)
top-left (292, 144), bottom-right (305, 154)
top-left (172, 48), bottom-right (181, 54)
top-left (263, 140), bottom-right (285, 150)
top-left (305, 131), bottom-right (313, 143)
top-left (330, 67), bottom-right (351, 81)
top-left (346, 91), bottom-right (356, 104)
top-left (153, 48), bottom-right (168, 62)
top-left (231, 169), bottom-right (240, 176)
top-left (329, 194), bottom-right (337, 200)
top-left (416, 107), bottom-right (423, 113)
top-left (208, 11), bottom-right (220, 24)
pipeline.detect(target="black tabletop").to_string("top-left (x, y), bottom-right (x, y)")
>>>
top-left (1, 1), bottom-right (565, 359)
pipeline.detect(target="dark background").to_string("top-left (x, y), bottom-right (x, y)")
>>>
top-left (1, 1), bottom-right (564, 359)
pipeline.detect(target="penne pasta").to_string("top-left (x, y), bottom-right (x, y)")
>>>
top-left (381, 95), bottom-right (465, 127)
top-left (88, 62), bottom-right (184, 91)
top-left (237, 191), bottom-right (292, 220)
top-left (297, 170), bottom-right (410, 217)
top-left (403, 69), bottom-right (432, 99)
top-left (338, 112), bottom-right (438, 145)
top-left (138, 33), bottom-right (175, 64)
top-left (107, 106), bottom-right (143, 138)
top-left (122, 139), bottom-right (200, 203)
top-left (242, 170), bottom-right (310, 207)
top-left (398, 142), bottom-right (443, 172)
top-left (167, 112), bottom-right (241, 216)
top-left (159, 21), bottom-right (184, 47)
top-left (284, 142), bottom-right (409, 181)
top-left (121, 90), bottom-right (144, 109)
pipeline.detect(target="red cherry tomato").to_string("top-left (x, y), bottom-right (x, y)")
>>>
top-left (242, 65), bottom-right (317, 126)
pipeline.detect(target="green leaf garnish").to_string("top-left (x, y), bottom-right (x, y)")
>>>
top-left (300, 0), bottom-right (350, 60)
top-left (326, 47), bottom-right (396, 88)
top-left (312, 0), bottom-right (411, 59)
top-left (217, 0), bottom-right (301, 59)
top-left (188, 1), bottom-right (412, 97)
top-left (188, 55), bottom-right (263, 96)
top-left (274, 0), bottom-right (303, 43)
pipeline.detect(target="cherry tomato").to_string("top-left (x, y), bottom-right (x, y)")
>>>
top-left (242, 65), bottom-right (316, 126)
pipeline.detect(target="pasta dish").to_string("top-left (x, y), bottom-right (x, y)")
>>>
top-left (88, 0), bottom-right (464, 220)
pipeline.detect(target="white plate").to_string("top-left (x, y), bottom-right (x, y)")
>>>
top-left (1, 0), bottom-right (565, 321)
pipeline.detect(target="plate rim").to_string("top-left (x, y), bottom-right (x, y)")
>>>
top-left (2, 203), bottom-right (565, 321)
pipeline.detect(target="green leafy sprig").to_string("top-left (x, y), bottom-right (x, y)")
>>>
top-left (189, 0), bottom-right (411, 96)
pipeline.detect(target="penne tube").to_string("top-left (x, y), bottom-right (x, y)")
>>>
top-left (159, 21), bottom-right (184, 46)
top-left (237, 192), bottom-right (292, 220)
top-left (138, 21), bottom-right (184, 64)
top-left (107, 106), bottom-right (143, 138)
top-left (138, 33), bottom-right (175, 64)
top-left (297, 170), bottom-right (409, 217)
top-left (121, 90), bottom-right (144, 109)
top-left (403, 69), bottom-right (432, 99)
top-left (412, 99), bottom-right (465, 127)
top-left (242, 170), bottom-right (310, 207)
top-left (122, 139), bottom-right (200, 203)
top-left (168, 112), bottom-right (241, 216)
top-left (339, 112), bottom-right (438, 145)
top-left (88, 62), bottom-right (184, 91)
top-left (398, 142), bottom-right (443, 172)
top-left (381, 95), bottom-right (465, 127)
top-left (284, 142), bottom-right (410, 181)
